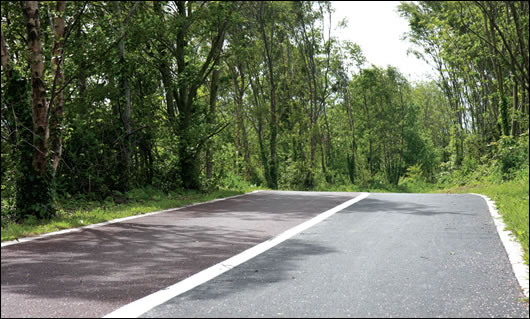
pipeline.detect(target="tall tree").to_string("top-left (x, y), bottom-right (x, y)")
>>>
top-left (173, 1), bottom-right (231, 189)
top-left (49, 1), bottom-right (67, 173)
top-left (18, 1), bottom-right (55, 218)
top-left (257, 1), bottom-right (279, 189)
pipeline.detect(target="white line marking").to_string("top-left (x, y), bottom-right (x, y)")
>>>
top-left (1, 191), bottom-right (262, 248)
top-left (103, 192), bottom-right (370, 318)
top-left (471, 193), bottom-right (529, 298)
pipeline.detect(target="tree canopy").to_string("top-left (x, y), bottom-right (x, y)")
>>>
top-left (1, 1), bottom-right (528, 221)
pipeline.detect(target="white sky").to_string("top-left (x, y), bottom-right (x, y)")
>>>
top-left (331, 1), bottom-right (436, 82)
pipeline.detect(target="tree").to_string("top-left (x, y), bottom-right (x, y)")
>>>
top-left (156, 1), bottom-right (233, 190)
top-left (15, 1), bottom-right (69, 219)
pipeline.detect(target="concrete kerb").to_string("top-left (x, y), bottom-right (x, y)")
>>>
top-left (470, 193), bottom-right (529, 298)
top-left (0, 190), bottom-right (262, 248)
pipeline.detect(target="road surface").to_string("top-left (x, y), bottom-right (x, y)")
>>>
top-left (1, 191), bottom-right (528, 317)
top-left (139, 193), bottom-right (528, 318)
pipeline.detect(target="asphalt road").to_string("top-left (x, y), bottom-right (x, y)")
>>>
top-left (2, 192), bottom-right (528, 317)
top-left (1, 190), bottom-right (358, 318)
top-left (140, 193), bottom-right (529, 318)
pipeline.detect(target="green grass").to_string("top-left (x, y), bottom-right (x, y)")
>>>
top-left (1, 189), bottom-right (249, 242)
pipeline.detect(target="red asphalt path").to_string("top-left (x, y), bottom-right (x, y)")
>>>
top-left (1, 190), bottom-right (359, 318)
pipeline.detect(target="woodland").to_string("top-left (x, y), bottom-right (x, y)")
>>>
top-left (1, 0), bottom-right (528, 240)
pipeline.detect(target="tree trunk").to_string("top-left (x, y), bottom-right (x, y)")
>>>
top-left (113, 1), bottom-right (132, 190)
top-left (249, 71), bottom-right (271, 186)
top-left (20, 1), bottom-right (55, 219)
top-left (231, 64), bottom-right (254, 181)
top-left (49, 1), bottom-right (67, 174)
top-left (153, 2), bottom-right (176, 124)
top-left (344, 88), bottom-right (356, 184)
top-left (511, 77), bottom-right (520, 136)
top-left (259, 2), bottom-right (278, 189)
top-left (0, 29), bottom-right (9, 74)
top-left (205, 54), bottom-right (220, 181)
top-left (24, 1), bottom-right (49, 175)
top-left (173, 1), bottom-right (229, 190)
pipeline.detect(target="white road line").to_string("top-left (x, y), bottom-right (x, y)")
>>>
top-left (103, 192), bottom-right (370, 318)
top-left (471, 193), bottom-right (529, 298)
top-left (1, 191), bottom-right (262, 248)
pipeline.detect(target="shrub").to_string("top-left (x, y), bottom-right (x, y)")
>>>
top-left (491, 133), bottom-right (529, 180)
top-left (126, 186), bottom-right (165, 202)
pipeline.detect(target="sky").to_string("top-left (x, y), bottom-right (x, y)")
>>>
top-left (331, 1), bottom-right (436, 82)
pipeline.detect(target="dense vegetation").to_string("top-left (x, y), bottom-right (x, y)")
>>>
top-left (1, 1), bottom-right (528, 255)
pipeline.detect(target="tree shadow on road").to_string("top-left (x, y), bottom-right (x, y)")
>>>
top-left (164, 237), bottom-right (339, 303)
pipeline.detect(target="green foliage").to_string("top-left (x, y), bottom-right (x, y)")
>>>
top-left (406, 164), bottom-right (424, 182)
top-left (2, 70), bottom-right (56, 221)
top-left (491, 134), bottom-right (529, 180)
top-left (279, 158), bottom-right (313, 190)
top-left (402, 104), bottom-right (440, 181)
top-left (399, 164), bottom-right (437, 193)
top-left (125, 186), bottom-right (165, 202)
top-left (218, 171), bottom-right (251, 192)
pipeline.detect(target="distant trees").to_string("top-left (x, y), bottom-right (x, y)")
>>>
top-left (399, 1), bottom-right (529, 158)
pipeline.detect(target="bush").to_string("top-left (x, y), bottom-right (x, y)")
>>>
top-left (461, 156), bottom-right (478, 176)
top-left (279, 158), bottom-right (313, 190)
top-left (491, 133), bottom-right (529, 180)
top-left (399, 164), bottom-right (437, 192)
top-left (219, 171), bottom-right (250, 191)
top-left (126, 186), bottom-right (165, 202)
top-left (405, 164), bottom-right (424, 182)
